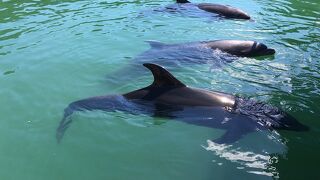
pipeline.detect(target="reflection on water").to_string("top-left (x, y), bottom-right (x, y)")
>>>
top-left (205, 140), bottom-right (273, 177)
top-left (203, 129), bottom-right (286, 178)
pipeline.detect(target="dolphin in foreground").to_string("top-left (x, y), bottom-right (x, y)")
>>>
top-left (174, 0), bottom-right (250, 19)
top-left (57, 64), bottom-right (308, 143)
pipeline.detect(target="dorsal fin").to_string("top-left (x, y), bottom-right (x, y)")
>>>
top-left (177, 0), bottom-right (190, 3)
top-left (143, 63), bottom-right (186, 88)
top-left (145, 40), bottom-right (167, 49)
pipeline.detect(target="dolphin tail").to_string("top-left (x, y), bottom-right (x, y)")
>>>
top-left (56, 104), bottom-right (78, 143)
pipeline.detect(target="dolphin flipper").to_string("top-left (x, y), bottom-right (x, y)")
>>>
top-left (213, 128), bottom-right (252, 144)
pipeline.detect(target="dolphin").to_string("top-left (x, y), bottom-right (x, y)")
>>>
top-left (104, 40), bottom-right (275, 87)
top-left (134, 40), bottom-right (275, 68)
top-left (172, 0), bottom-right (250, 19)
top-left (141, 40), bottom-right (276, 60)
top-left (57, 63), bottom-right (308, 143)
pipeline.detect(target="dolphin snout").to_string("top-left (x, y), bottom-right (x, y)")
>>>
top-left (254, 43), bottom-right (276, 56)
top-left (234, 9), bottom-right (250, 19)
top-left (264, 48), bottom-right (276, 55)
top-left (230, 12), bottom-right (250, 20)
top-left (241, 13), bottom-right (250, 20)
top-left (297, 124), bottom-right (310, 131)
top-left (281, 113), bottom-right (310, 132)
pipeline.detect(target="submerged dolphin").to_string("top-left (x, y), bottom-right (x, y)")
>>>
top-left (170, 0), bottom-right (250, 19)
top-left (57, 64), bottom-right (308, 143)
top-left (105, 40), bottom-right (275, 87)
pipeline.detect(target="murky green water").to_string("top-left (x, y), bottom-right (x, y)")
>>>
top-left (0, 0), bottom-right (319, 179)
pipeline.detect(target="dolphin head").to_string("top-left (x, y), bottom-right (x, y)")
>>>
top-left (234, 97), bottom-right (309, 132)
top-left (250, 42), bottom-right (276, 56)
top-left (231, 10), bottom-right (251, 20)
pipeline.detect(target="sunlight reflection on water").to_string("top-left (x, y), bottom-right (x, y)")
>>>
top-left (204, 140), bottom-right (277, 177)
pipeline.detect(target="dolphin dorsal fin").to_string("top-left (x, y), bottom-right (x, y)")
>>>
top-left (176, 0), bottom-right (190, 3)
top-left (145, 40), bottom-right (167, 49)
top-left (143, 63), bottom-right (186, 88)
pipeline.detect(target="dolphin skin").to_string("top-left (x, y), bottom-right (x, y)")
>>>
top-left (57, 64), bottom-right (308, 143)
top-left (105, 40), bottom-right (275, 87)
top-left (175, 0), bottom-right (250, 19)
top-left (142, 40), bottom-right (276, 59)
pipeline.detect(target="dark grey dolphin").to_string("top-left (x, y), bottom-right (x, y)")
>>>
top-left (105, 40), bottom-right (275, 87)
top-left (57, 64), bottom-right (308, 143)
top-left (175, 0), bottom-right (250, 19)
top-left (143, 40), bottom-right (275, 59)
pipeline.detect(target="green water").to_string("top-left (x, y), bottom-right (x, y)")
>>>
top-left (0, 0), bottom-right (319, 179)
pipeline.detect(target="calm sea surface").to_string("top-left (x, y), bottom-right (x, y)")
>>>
top-left (0, 0), bottom-right (319, 179)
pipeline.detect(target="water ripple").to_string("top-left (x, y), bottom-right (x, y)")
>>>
top-left (0, 0), bottom-right (319, 179)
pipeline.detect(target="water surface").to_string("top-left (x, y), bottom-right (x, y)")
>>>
top-left (0, 0), bottom-right (319, 179)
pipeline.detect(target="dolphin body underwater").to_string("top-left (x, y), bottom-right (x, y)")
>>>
top-left (163, 0), bottom-right (250, 20)
top-left (105, 40), bottom-right (275, 86)
top-left (57, 64), bottom-right (308, 143)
